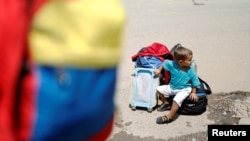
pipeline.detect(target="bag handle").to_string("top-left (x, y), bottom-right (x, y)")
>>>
top-left (198, 77), bottom-right (212, 95)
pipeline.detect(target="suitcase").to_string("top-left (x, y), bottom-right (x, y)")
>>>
top-left (129, 68), bottom-right (159, 112)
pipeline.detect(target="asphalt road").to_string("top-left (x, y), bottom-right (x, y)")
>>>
top-left (107, 0), bottom-right (250, 140)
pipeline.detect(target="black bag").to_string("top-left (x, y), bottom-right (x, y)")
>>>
top-left (178, 94), bottom-right (208, 115)
top-left (168, 77), bottom-right (211, 115)
top-left (178, 77), bottom-right (212, 115)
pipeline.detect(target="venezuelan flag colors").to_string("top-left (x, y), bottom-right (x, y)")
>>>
top-left (0, 0), bottom-right (126, 140)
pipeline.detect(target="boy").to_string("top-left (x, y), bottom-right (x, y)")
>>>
top-left (154, 46), bottom-right (200, 124)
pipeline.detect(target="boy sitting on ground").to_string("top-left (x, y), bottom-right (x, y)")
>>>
top-left (154, 46), bottom-right (200, 124)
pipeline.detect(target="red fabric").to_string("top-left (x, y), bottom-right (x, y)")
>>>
top-left (0, 1), bottom-right (29, 140)
top-left (16, 69), bottom-right (36, 141)
top-left (131, 42), bottom-right (172, 62)
top-left (0, 0), bottom-right (47, 140)
top-left (163, 71), bottom-right (171, 84)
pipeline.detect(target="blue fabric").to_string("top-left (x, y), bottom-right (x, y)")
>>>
top-left (135, 56), bottom-right (162, 69)
top-left (31, 66), bottom-right (117, 141)
top-left (163, 60), bottom-right (200, 90)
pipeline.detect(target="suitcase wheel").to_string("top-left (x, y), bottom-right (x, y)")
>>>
top-left (147, 108), bottom-right (153, 113)
top-left (129, 104), bottom-right (136, 110)
top-left (130, 105), bottom-right (136, 111)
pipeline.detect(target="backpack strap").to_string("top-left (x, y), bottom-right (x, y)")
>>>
top-left (198, 77), bottom-right (212, 95)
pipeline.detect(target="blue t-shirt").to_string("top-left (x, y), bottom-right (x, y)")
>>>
top-left (163, 60), bottom-right (200, 90)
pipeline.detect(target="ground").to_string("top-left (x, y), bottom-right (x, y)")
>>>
top-left (109, 91), bottom-right (250, 141)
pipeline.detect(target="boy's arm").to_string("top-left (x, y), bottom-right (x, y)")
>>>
top-left (189, 70), bottom-right (201, 102)
top-left (189, 87), bottom-right (198, 102)
top-left (154, 64), bottom-right (163, 76)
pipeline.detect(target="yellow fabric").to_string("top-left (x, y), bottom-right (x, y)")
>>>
top-left (29, 0), bottom-right (126, 68)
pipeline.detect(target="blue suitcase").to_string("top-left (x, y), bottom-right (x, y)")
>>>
top-left (129, 68), bottom-right (159, 112)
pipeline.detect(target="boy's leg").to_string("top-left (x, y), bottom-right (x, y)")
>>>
top-left (156, 91), bottom-right (171, 112)
top-left (156, 101), bottom-right (179, 124)
top-left (157, 91), bottom-right (167, 103)
top-left (167, 101), bottom-right (179, 120)
top-left (156, 85), bottom-right (172, 111)
top-left (156, 88), bottom-right (191, 124)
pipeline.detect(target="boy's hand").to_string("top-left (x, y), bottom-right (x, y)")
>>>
top-left (154, 69), bottom-right (161, 76)
top-left (189, 92), bottom-right (198, 102)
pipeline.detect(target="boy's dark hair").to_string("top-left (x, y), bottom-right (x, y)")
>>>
top-left (173, 47), bottom-right (193, 61)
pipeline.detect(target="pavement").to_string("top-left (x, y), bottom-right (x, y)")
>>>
top-left (107, 0), bottom-right (250, 140)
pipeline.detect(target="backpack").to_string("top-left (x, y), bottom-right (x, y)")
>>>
top-left (131, 42), bottom-right (173, 84)
top-left (177, 77), bottom-right (212, 115)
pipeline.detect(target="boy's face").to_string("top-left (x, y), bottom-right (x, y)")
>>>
top-left (178, 54), bottom-right (193, 69)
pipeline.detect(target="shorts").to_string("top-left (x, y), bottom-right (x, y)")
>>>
top-left (157, 85), bottom-right (191, 107)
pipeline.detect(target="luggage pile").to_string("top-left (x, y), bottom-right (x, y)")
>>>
top-left (129, 42), bottom-right (173, 112)
top-left (129, 42), bottom-right (212, 115)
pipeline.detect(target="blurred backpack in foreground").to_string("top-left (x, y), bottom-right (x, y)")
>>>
top-left (28, 0), bottom-right (126, 141)
top-left (1, 1), bottom-right (213, 140)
